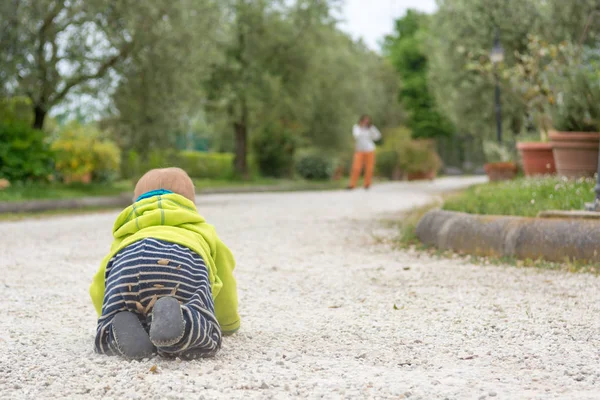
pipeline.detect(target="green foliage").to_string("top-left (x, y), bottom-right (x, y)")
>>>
top-left (206, 1), bottom-right (402, 174)
top-left (547, 60), bottom-right (600, 132)
top-left (400, 140), bottom-right (443, 174)
top-left (468, 35), bottom-right (600, 138)
top-left (383, 10), bottom-right (453, 140)
top-left (0, 97), bottom-right (33, 125)
top-left (106, 1), bottom-right (222, 157)
top-left (0, 122), bottom-right (54, 182)
top-left (175, 151), bottom-right (235, 180)
top-left (0, 181), bottom-right (132, 202)
top-left (375, 150), bottom-right (399, 179)
top-left (375, 128), bottom-right (442, 176)
top-left (92, 140), bottom-right (122, 183)
top-left (375, 126), bottom-right (411, 178)
top-left (51, 122), bottom-right (121, 182)
top-left (252, 125), bottom-right (297, 178)
top-left (427, 0), bottom-right (600, 142)
top-left (295, 151), bottom-right (333, 181)
top-left (483, 141), bottom-right (514, 163)
top-left (443, 177), bottom-right (595, 217)
top-left (426, 0), bottom-right (544, 140)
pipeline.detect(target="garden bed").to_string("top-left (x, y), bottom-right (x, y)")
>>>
top-left (392, 177), bottom-right (600, 271)
top-left (442, 176), bottom-right (595, 217)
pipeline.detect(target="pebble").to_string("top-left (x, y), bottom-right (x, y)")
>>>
top-left (2, 178), bottom-right (599, 399)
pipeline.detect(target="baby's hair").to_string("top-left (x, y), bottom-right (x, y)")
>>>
top-left (134, 167), bottom-right (195, 203)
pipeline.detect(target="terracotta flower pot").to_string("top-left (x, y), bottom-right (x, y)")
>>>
top-left (516, 142), bottom-right (556, 176)
top-left (484, 162), bottom-right (518, 182)
top-left (550, 131), bottom-right (600, 178)
top-left (407, 170), bottom-right (436, 181)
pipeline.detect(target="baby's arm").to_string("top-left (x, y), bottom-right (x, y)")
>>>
top-left (212, 235), bottom-right (240, 335)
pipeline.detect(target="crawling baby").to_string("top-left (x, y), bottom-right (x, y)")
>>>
top-left (89, 167), bottom-right (239, 360)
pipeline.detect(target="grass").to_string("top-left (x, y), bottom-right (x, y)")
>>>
top-left (0, 181), bottom-right (132, 202)
top-left (0, 207), bottom-right (120, 222)
top-left (390, 205), bottom-right (600, 274)
top-left (389, 177), bottom-right (600, 274)
top-left (0, 177), bottom-right (349, 203)
top-left (442, 176), bottom-right (596, 217)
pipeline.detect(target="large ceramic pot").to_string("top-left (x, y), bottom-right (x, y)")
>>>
top-left (484, 162), bottom-right (518, 182)
top-left (550, 131), bottom-right (600, 178)
top-left (516, 142), bottom-right (556, 176)
top-left (407, 170), bottom-right (436, 181)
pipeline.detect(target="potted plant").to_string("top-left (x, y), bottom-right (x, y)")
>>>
top-left (468, 35), bottom-right (557, 176)
top-left (483, 141), bottom-right (518, 181)
top-left (503, 36), bottom-right (559, 176)
top-left (547, 58), bottom-right (600, 178)
top-left (400, 139), bottom-right (442, 181)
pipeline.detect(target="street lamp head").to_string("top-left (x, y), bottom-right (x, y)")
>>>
top-left (490, 43), bottom-right (504, 64)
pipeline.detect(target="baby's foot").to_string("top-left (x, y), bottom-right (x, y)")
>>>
top-left (112, 311), bottom-right (155, 360)
top-left (149, 296), bottom-right (185, 347)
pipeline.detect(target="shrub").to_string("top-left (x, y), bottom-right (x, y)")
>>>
top-left (399, 140), bottom-right (443, 174)
top-left (92, 140), bottom-right (122, 183)
top-left (175, 151), bottom-right (235, 180)
top-left (0, 97), bottom-right (33, 125)
top-left (120, 149), bottom-right (177, 180)
top-left (0, 122), bottom-right (54, 182)
top-left (51, 122), bottom-right (121, 182)
top-left (252, 125), bottom-right (297, 178)
top-left (375, 149), bottom-right (399, 179)
top-left (549, 66), bottom-right (600, 132)
top-left (295, 152), bottom-right (333, 180)
top-left (483, 141), bottom-right (514, 163)
top-left (375, 126), bottom-right (411, 179)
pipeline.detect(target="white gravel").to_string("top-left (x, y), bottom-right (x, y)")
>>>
top-left (1, 177), bottom-right (600, 400)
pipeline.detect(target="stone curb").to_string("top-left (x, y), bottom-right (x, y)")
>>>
top-left (0, 185), bottom-right (342, 214)
top-left (0, 193), bottom-right (133, 214)
top-left (416, 209), bottom-right (600, 263)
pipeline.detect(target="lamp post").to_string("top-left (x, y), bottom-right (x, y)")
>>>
top-left (490, 29), bottom-right (504, 144)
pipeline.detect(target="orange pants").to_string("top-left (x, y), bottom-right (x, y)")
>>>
top-left (349, 151), bottom-right (375, 188)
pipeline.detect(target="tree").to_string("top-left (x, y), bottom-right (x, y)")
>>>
top-left (426, 0), bottom-right (543, 140)
top-left (383, 10), bottom-right (453, 140)
top-left (104, 0), bottom-right (222, 158)
top-left (0, 0), bottom-right (144, 129)
top-left (205, 0), bottom-right (341, 177)
top-left (425, 0), bottom-right (600, 143)
top-left (298, 30), bottom-right (402, 152)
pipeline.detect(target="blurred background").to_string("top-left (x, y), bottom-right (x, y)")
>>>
top-left (1, 0), bottom-right (599, 199)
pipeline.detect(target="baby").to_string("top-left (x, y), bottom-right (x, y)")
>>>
top-left (89, 167), bottom-right (239, 360)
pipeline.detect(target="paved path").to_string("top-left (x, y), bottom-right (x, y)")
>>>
top-left (1, 177), bottom-right (600, 399)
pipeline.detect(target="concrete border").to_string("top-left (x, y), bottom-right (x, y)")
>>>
top-left (416, 209), bottom-right (600, 263)
top-left (0, 194), bottom-right (133, 214)
top-left (0, 185), bottom-right (342, 214)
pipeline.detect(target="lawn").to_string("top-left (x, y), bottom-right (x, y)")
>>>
top-left (0, 177), bottom-right (348, 202)
top-left (442, 176), bottom-right (596, 217)
top-left (0, 181), bottom-right (133, 202)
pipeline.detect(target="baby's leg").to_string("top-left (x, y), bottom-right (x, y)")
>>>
top-left (95, 310), bottom-right (155, 359)
top-left (151, 293), bottom-right (222, 359)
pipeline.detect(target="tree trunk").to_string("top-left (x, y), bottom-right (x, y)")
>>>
top-left (33, 106), bottom-right (47, 130)
top-left (233, 99), bottom-right (249, 178)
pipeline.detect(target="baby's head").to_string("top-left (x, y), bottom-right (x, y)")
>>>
top-left (134, 167), bottom-right (195, 203)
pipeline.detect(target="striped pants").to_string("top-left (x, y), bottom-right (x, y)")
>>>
top-left (94, 238), bottom-right (222, 358)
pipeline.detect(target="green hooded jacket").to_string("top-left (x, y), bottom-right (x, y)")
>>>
top-left (89, 193), bottom-right (240, 334)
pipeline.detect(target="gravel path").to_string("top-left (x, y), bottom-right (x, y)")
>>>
top-left (1, 177), bottom-right (600, 400)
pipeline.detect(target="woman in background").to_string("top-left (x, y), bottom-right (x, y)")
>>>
top-left (348, 114), bottom-right (381, 190)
